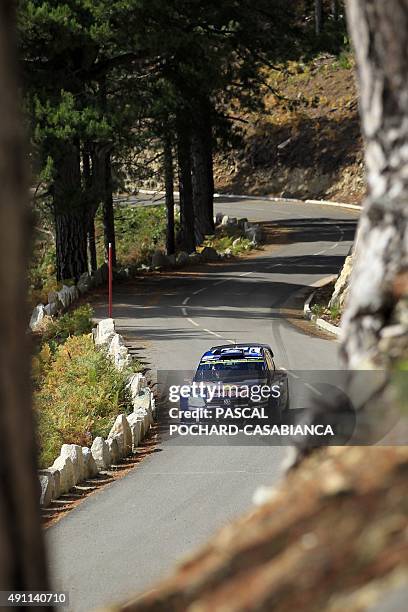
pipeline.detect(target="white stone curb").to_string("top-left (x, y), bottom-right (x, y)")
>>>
top-left (148, 216), bottom-right (262, 270)
top-left (137, 189), bottom-right (362, 211)
top-left (304, 199), bottom-right (361, 211)
top-left (38, 319), bottom-right (155, 509)
top-left (303, 275), bottom-right (341, 337)
top-left (29, 264), bottom-right (109, 332)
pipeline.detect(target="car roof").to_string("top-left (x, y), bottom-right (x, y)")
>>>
top-left (199, 344), bottom-right (272, 363)
top-left (208, 343), bottom-right (272, 351)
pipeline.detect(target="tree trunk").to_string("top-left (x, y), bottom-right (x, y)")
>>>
top-left (87, 217), bottom-right (97, 272)
top-left (103, 152), bottom-right (117, 267)
top-left (163, 134), bottom-right (175, 256)
top-left (315, 0), bottom-right (324, 34)
top-left (191, 104), bottom-right (215, 244)
top-left (0, 1), bottom-right (49, 599)
top-left (83, 147), bottom-right (97, 272)
top-left (331, 0), bottom-right (339, 20)
top-left (342, 0), bottom-right (408, 367)
top-left (55, 209), bottom-right (88, 281)
top-left (176, 115), bottom-right (196, 253)
top-left (53, 141), bottom-right (88, 281)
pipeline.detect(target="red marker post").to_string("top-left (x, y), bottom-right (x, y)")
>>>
top-left (108, 242), bottom-right (113, 318)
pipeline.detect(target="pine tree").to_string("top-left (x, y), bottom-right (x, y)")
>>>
top-left (343, 0), bottom-right (408, 367)
top-left (0, 0), bottom-right (49, 597)
top-left (19, 1), bottom-right (143, 278)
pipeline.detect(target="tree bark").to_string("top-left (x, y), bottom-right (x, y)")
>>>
top-left (342, 0), bottom-right (408, 367)
top-left (191, 104), bottom-right (215, 244)
top-left (55, 209), bottom-right (88, 281)
top-left (0, 0), bottom-right (49, 598)
top-left (83, 147), bottom-right (97, 272)
top-left (331, 0), bottom-right (339, 20)
top-left (163, 134), bottom-right (175, 256)
top-left (53, 141), bottom-right (88, 281)
top-left (87, 218), bottom-right (98, 273)
top-left (103, 151), bottom-right (117, 267)
top-left (176, 115), bottom-right (196, 253)
top-left (315, 0), bottom-right (324, 34)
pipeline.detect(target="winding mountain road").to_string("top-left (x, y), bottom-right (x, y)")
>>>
top-left (47, 197), bottom-right (358, 611)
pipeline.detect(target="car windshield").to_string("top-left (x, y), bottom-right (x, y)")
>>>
top-left (195, 360), bottom-right (267, 383)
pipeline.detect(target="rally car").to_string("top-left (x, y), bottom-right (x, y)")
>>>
top-left (182, 344), bottom-right (289, 423)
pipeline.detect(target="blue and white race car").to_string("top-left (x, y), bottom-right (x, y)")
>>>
top-left (183, 343), bottom-right (289, 422)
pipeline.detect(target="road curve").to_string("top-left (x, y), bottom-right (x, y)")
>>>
top-left (47, 197), bottom-right (358, 611)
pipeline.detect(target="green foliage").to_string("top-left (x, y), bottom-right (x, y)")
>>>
top-left (35, 334), bottom-right (133, 468)
top-left (334, 50), bottom-right (354, 70)
top-left (29, 233), bottom-right (57, 307)
top-left (30, 204), bottom-right (178, 294)
top-left (96, 204), bottom-right (174, 267)
top-left (311, 303), bottom-right (325, 318)
top-left (329, 304), bottom-right (341, 320)
top-left (39, 304), bottom-right (94, 351)
top-left (203, 227), bottom-right (253, 256)
top-left (20, 0), bottom-right (351, 285)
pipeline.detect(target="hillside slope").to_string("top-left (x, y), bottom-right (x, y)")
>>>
top-left (115, 447), bottom-right (408, 612)
top-left (215, 54), bottom-right (365, 204)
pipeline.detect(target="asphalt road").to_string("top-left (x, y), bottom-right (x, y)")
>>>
top-left (47, 197), bottom-right (358, 611)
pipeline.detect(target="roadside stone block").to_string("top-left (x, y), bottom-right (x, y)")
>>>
top-left (201, 246), bottom-right (219, 262)
top-left (77, 272), bottom-right (93, 294)
top-left (134, 388), bottom-right (152, 414)
top-left (95, 318), bottom-right (115, 347)
top-left (92, 263), bottom-right (108, 286)
top-left (47, 291), bottom-right (65, 312)
top-left (47, 467), bottom-right (61, 499)
top-left (45, 299), bottom-right (62, 317)
top-left (128, 373), bottom-right (143, 400)
top-left (108, 333), bottom-right (126, 358)
top-left (61, 444), bottom-right (85, 485)
top-left (52, 455), bottom-right (75, 494)
top-left (245, 225), bottom-right (263, 245)
top-left (91, 437), bottom-right (111, 470)
top-left (57, 285), bottom-right (77, 309)
top-left (134, 407), bottom-right (150, 437)
top-left (151, 250), bottom-right (168, 268)
top-left (329, 254), bottom-right (353, 309)
top-left (39, 472), bottom-right (55, 507)
top-left (82, 447), bottom-right (98, 478)
top-left (107, 437), bottom-right (121, 464)
top-left (127, 413), bottom-right (143, 449)
top-left (188, 253), bottom-right (202, 264)
top-left (176, 251), bottom-right (189, 266)
top-left (108, 333), bottom-right (132, 370)
top-left (108, 414), bottom-right (132, 456)
top-left (29, 304), bottom-right (46, 331)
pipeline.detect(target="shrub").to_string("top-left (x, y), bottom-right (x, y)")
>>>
top-left (202, 226), bottom-right (254, 256)
top-left (335, 51), bottom-right (354, 70)
top-left (40, 304), bottom-right (94, 350)
top-left (32, 343), bottom-right (53, 391)
top-left (28, 233), bottom-right (57, 308)
top-left (311, 303), bottom-right (325, 318)
top-left (96, 204), bottom-right (178, 268)
top-left (329, 304), bottom-right (341, 321)
top-left (35, 334), bottom-right (133, 468)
